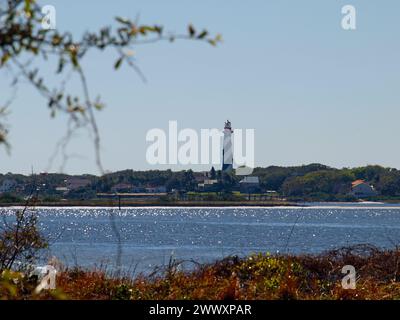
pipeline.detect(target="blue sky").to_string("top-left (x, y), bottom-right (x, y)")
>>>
top-left (1, 0), bottom-right (400, 175)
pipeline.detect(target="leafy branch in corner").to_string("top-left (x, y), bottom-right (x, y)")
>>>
top-left (0, 0), bottom-right (222, 173)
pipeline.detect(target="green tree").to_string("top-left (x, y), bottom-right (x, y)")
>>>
top-left (210, 166), bottom-right (216, 179)
top-left (282, 170), bottom-right (355, 198)
top-left (0, 204), bottom-right (47, 271)
top-left (377, 171), bottom-right (400, 196)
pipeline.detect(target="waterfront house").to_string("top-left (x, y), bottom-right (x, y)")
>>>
top-left (66, 177), bottom-right (92, 190)
top-left (198, 179), bottom-right (219, 192)
top-left (349, 180), bottom-right (378, 198)
top-left (111, 183), bottom-right (133, 193)
top-left (239, 176), bottom-right (261, 194)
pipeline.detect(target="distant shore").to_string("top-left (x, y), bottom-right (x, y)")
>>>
top-left (2, 199), bottom-right (400, 208)
top-left (0, 199), bottom-right (298, 208)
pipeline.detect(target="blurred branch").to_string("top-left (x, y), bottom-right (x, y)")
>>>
top-left (0, 0), bottom-right (221, 172)
top-left (0, 0), bottom-right (220, 274)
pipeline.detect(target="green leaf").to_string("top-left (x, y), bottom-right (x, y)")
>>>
top-left (31, 47), bottom-right (39, 55)
top-left (52, 35), bottom-right (62, 46)
top-left (154, 25), bottom-right (163, 35)
top-left (94, 96), bottom-right (105, 111)
top-left (94, 102), bottom-right (104, 111)
top-left (188, 24), bottom-right (196, 37)
top-left (24, 0), bottom-right (32, 15)
top-left (114, 57), bottom-right (124, 70)
top-left (115, 17), bottom-right (132, 26)
top-left (197, 30), bottom-right (208, 39)
top-left (0, 53), bottom-right (10, 66)
top-left (69, 51), bottom-right (79, 68)
top-left (208, 39), bottom-right (217, 46)
top-left (71, 55), bottom-right (79, 67)
top-left (138, 26), bottom-right (148, 35)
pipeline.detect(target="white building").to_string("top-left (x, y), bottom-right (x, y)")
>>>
top-left (349, 180), bottom-right (378, 198)
top-left (222, 120), bottom-right (233, 172)
top-left (198, 179), bottom-right (219, 189)
top-left (239, 176), bottom-right (260, 194)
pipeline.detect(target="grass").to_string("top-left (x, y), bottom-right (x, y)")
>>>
top-left (2, 244), bottom-right (400, 300)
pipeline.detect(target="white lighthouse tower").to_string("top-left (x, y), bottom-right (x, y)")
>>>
top-left (222, 120), bottom-right (233, 172)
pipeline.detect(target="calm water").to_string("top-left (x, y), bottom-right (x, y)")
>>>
top-left (2, 204), bottom-right (400, 274)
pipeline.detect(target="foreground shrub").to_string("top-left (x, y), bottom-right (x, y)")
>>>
top-left (2, 245), bottom-right (400, 300)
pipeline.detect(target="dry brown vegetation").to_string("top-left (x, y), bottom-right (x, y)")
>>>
top-left (2, 244), bottom-right (400, 300)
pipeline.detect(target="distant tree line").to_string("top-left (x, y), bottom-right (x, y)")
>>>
top-left (1, 164), bottom-right (400, 202)
top-left (254, 164), bottom-right (400, 200)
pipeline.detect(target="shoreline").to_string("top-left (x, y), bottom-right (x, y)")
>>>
top-left (0, 200), bottom-right (299, 208)
top-left (1, 200), bottom-right (400, 209)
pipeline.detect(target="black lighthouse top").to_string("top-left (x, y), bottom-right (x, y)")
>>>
top-left (224, 120), bottom-right (232, 130)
